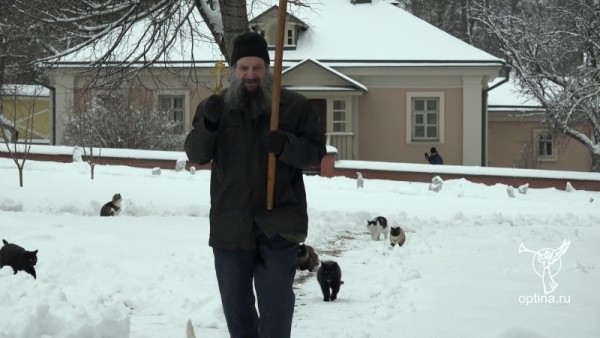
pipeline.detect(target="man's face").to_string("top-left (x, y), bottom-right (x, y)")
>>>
top-left (235, 56), bottom-right (268, 93)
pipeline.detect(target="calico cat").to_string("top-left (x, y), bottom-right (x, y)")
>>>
top-left (317, 260), bottom-right (343, 302)
top-left (0, 239), bottom-right (38, 279)
top-left (296, 244), bottom-right (320, 272)
top-left (367, 216), bottom-right (389, 240)
top-left (100, 193), bottom-right (122, 216)
top-left (389, 226), bottom-right (406, 247)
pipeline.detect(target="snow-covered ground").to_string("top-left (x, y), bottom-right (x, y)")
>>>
top-left (1, 157), bottom-right (599, 338)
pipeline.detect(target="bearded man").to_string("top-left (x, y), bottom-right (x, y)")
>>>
top-left (184, 32), bottom-right (326, 338)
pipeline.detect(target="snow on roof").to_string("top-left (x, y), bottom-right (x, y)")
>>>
top-left (487, 78), bottom-right (542, 107)
top-left (275, 0), bottom-right (502, 63)
top-left (55, 0), bottom-right (502, 66)
top-left (1, 84), bottom-right (49, 97)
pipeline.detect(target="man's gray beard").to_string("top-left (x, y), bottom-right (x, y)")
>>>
top-left (223, 70), bottom-right (274, 119)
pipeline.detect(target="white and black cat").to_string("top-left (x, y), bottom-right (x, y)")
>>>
top-left (0, 239), bottom-right (38, 279)
top-left (317, 260), bottom-right (343, 302)
top-left (296, 244), bottom-right (320, 272)
top-left (100, 193), bottom-right (122, 216)
top-left (389, 226), bottom-right (406, 247)
top-left (367, 216), bottom-right (389, 240)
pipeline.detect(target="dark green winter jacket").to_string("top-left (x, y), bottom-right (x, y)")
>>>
top-left (185, 88), bottom-right (326, 250)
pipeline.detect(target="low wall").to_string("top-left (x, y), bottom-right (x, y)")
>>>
top-left (320, 153), bottom-right (600, 192)
top-left (2, 146), bottom-right (599, 191)
top-left (0, 151), bottom-right (210, 171)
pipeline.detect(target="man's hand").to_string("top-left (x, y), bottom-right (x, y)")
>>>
top-left (204, 95), bottom-right (224, 127)
top-left (424, 152), bottom-right (429, 159)
top-left (265, 130), bottom-right (288, 155)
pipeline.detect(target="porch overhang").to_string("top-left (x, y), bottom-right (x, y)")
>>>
top-left (284, 86), bottom-right (365, 95)
top-left (282, 58), bottom-right (368, 93)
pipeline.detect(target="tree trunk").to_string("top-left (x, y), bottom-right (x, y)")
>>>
top-left (0, 55), bottom-right (5, 89)
top-left (18, 165), bottom-right (23, 187)
top-left (197, 0), bottom-right (249, 64)
top-left (592, 153), bottom-right (600, 173)
top-left (219, 0), bottom-right (249, 64)
top-left (460, 0), bottom-right (472, 44)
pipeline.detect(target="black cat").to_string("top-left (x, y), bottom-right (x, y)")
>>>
top-left (317, 260), bottom-right (343, 302)
top-left (296, 244), bottom-right (319, 272)
top-left (100, 193), bottom-right (122, 216)
top-left (0, 239), bottom-right (38, 279)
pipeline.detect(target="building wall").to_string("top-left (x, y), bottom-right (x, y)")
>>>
top-left (1, 94), bottom-right (50, 143)
top-left (50, 69), bottom-right (216, 144)
top-left (357, 87), bottom-right (465, 165)
top-left (47, 65), bottom-right (594, 172)
top-left (489, 119), bottom-right (592, 171)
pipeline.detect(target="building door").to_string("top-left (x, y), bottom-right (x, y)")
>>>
top-left (309, 99), bottom-right (327, 136)
top-left (306, 99), bottom-right (327, 175)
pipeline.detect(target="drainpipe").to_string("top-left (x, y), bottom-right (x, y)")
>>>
top-left (481, 64), bottom-right (511, 167)
top-left (33, 79), bottom-right (56, 145)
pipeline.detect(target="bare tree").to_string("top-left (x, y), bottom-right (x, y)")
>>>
top-left (10, 0), bottom-right (258, 86)
top-left (3, 0), bottom-right (277, 179)
top-left (0, 84), bottom-right (45, 187)
top-left (62, 97), bottom-right (102, 180)
top-left (473, 0), bottom-right (600, 172)
top-left (12, 1), bottom-right (314, 83)
top-left (1, 0), bottom-right (78, 186)
top-left (394, 0), bottom-right (491, 52)
top-left (1, 0), bottom-right (73, 86)
top-left (63, 94), bottom-right (185, 150)
top-left (62, 93), bottom-right (184, 178)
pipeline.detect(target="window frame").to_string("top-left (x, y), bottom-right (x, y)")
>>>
top-left (405, 92), bottom-right (445, 144)
top-left (327, 97), bottom-right (352, 134)
top-left (154, 90), bottom-right (190, 132)
top-left (533, 129), bottom-right (558, 162)
top-left (286, 29), bottom-right (295, 45)
top-left (331, 99), bottom-right (348, 133)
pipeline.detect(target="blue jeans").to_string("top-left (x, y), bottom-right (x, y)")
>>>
top-left (213, 228), bottom-right (299, 338)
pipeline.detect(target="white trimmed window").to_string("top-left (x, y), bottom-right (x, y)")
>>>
top-left (332, 99), bottom-right (347, 132)
top-left (287, 29), bottom-right (295, 45)
top-left (533, 129), bottom-right (558, 161)
top-left (324, 97), bottom-right (354, 160)
top-left (159, 95), bottom-right (185, 134)
top-left (406, 92), bottom-right (445, 143)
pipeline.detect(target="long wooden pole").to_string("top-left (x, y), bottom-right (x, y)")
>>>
top-left (266, 0), bottom-right (288, 210)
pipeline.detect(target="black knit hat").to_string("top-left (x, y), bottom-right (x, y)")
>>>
top-left (230, 32), bottom-right (270, 66)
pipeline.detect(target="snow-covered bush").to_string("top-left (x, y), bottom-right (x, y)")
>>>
top-left (62, 95), bottom-right (185, 151)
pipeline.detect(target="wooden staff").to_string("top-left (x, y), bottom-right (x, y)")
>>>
top-left (266, 0), bottom-right (288, 210)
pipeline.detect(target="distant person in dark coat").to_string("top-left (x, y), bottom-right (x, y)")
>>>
top-left (184, 32), bottom-right (326, 338)
top-left (425, 147), bottom-right (443, 164)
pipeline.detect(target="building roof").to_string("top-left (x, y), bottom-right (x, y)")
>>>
top-left (0, 85), bottom-right (49, 97)
top-left (488, 78), bottom-right (542, 109)
top-left (54, 0), bottom-right (503, 67)
top-left (271, 0), bottom-right (502, 64)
